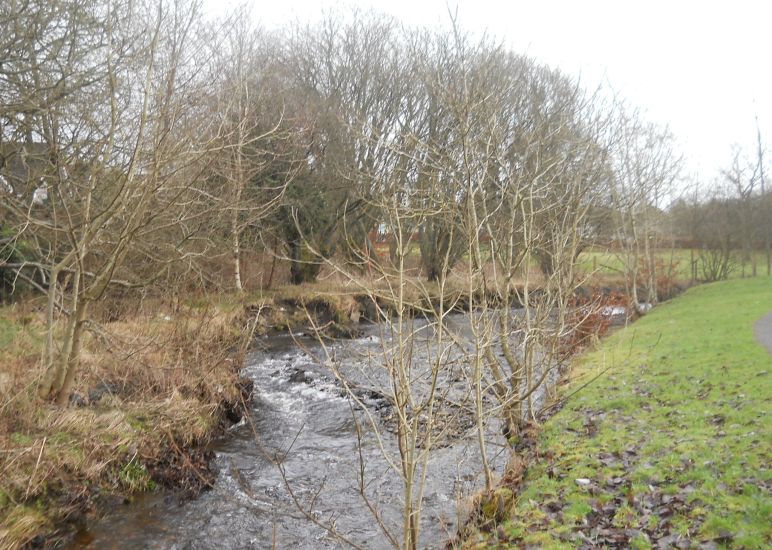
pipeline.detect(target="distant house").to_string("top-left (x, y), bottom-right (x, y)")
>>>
top-left (0, 141), bottom-right (51, 205)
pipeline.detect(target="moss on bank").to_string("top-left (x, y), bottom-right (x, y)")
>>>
top-left (466, 277), bottom-right (772, 549)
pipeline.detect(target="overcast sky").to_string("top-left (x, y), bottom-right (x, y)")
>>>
top-left (203, 0), bottom-right (772, 183)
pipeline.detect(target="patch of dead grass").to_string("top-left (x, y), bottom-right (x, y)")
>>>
top-left (0, 301), bottom-right (250, 549)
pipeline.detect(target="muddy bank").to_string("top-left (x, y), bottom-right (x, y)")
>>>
top-left (251, 285), bottom-right (544, 338)
top-left (252, 286), bottom-right (571, 339)
top-left (15, 378), bottom-right (254, 550)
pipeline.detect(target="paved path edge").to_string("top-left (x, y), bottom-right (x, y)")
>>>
top-left (754, 312), bottom-right (772, 354)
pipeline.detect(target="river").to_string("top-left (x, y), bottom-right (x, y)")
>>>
top-left (68, 316), bottom-right (513, 549)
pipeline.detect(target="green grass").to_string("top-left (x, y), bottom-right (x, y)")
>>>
top-left (486, 276), bottom-right (772, 548)
top-left (577, 248), bottom-right (771, 282)
top-left (576, 248), bottom-right (691, 278)
top-left (0, 316), bottom-right (18, 348)
top-left (0, 306), bottom-right (43, 354)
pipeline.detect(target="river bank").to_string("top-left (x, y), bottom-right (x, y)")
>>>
top-left (0, 300), bottom-right (259, 549)
top-left (464, 276), bottom-right (772, 548)
top-left (44, 280), bottom-right (642, 548)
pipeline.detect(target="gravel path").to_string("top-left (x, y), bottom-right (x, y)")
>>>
top-left (754, 312), bottom-right (772, 354)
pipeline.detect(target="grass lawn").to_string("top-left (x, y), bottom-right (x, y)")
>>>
top-left (577, 248), bottom-right (771, 282)
top-left (478, 276), bottom-right (772, 548)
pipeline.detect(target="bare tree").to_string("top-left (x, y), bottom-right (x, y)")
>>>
top-left (275, 11), bottom-right (410, 284)
top-left (723, 146), bottom-right (764, 277)
top-left (754, 117), bottom-right (771, 275)
top-left (0, 0), bottom-right (234, 405)
top-left (609, 109), bottom-right (681, 312)
top-left (208, 13), bottom-right (295, 292)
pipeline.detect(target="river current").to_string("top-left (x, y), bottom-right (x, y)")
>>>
top-left (70, 317), bottom-right (514, 549)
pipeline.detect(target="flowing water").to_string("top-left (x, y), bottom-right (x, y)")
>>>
top-left (69, 317), bottom-right (516, 549)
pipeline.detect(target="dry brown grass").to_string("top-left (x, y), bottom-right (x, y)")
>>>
top-left (0, 506), bottom-right (48, 550)
top-left (0, 301), bottom-right (250, 549)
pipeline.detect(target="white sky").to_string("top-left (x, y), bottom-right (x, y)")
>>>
top-left (203, 0), bottom-right (772, 183)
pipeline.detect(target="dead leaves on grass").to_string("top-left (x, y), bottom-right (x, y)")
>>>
top-left (500, 442), bottom-right (748, 549)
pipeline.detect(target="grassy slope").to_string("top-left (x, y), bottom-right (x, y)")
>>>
top-left (489, 277), bottom-right (772, 548)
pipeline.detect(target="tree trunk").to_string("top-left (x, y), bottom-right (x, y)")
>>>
top-left (40, 263), bottom-right (83, 400)
top-left (232, 209), bottom-right (243, 292)
top-left (56, 302), bottom-right (88, 407)
top-left (265, 236), bottom-right (279, 290)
